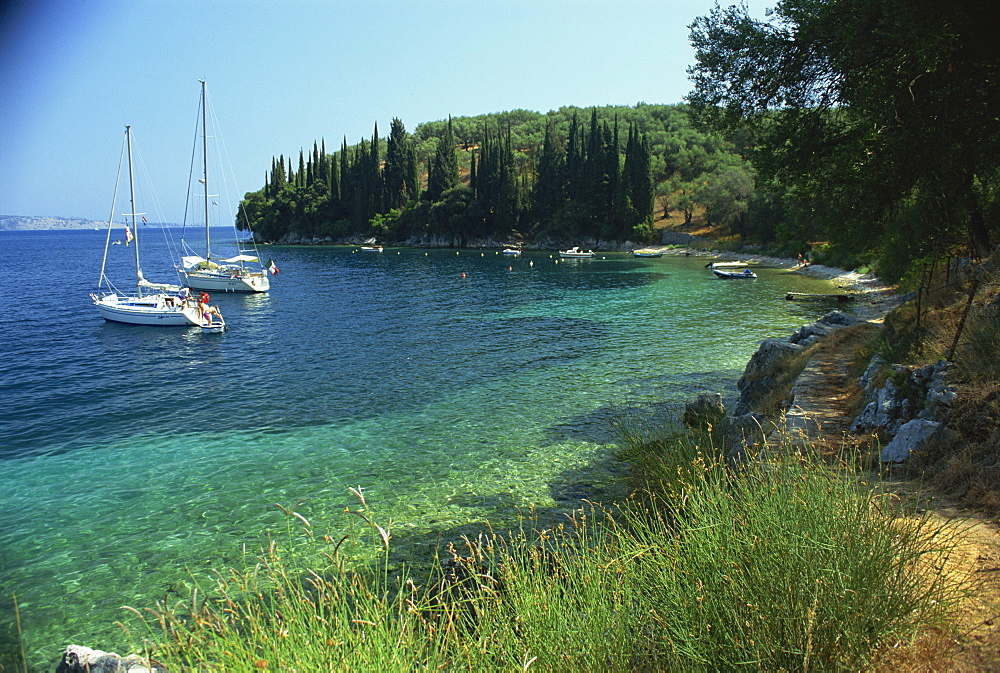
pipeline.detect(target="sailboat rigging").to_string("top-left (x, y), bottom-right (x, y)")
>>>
top-left (178, 80), bottom-right (272, 293)
top-left (91, 125), bottom-right (225, 331)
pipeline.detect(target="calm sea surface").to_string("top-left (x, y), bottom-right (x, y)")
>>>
top-left (0, 229), bottom-right (846, 668)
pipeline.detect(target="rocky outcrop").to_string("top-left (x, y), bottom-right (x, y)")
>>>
top-left (682, 282), bottom-right (961, 465)
top-left (734, 339), bottom-right (805, 415)
top-left (788, 310), bottom-right (865, 347)
top-left (56, 645), bottom-right (165, 673)
top-left (732, 311), bottom-right (866, 417)
top-left (850, 359), bottom-right (958, 448)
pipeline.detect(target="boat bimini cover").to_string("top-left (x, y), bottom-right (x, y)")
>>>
top-left (220, 254), bottom-right (259, 263)
top-left (181, 255), bottom-right (219, 270)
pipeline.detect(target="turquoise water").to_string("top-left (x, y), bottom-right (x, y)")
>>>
top-left (0, 231), bottom-right (844, 669)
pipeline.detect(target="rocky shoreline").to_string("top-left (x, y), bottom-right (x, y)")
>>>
top-left (681, 263), bottom-right (960, 467)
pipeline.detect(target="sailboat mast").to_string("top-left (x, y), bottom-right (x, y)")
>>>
top-left (201, 79), bottom-right (211, 261)
top-left (125, 125), bottom-right (141, 289)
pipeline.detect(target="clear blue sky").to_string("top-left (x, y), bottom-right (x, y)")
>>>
top-left (1, 0), bottom-right (769, 224)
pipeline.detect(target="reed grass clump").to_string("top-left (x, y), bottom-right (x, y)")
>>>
top-left (124, 434), bottom-right (959, 671)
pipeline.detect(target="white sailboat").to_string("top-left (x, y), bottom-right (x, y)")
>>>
top-left (92, 126), bottom-right (225, 331)
top-left (178, 80), bottom-right (272, 293)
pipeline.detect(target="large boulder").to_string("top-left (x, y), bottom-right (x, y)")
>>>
top-left (851, 377), bottom-right (906, 436)
top-left (683, 392), bottom-right (726, 431)
top-left (880, 419), bottom-right (943, 463)
top-left (734, 339), bottom-right (805, 415)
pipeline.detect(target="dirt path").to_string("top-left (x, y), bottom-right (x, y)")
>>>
top-left (785, 324), bottom-right (1000, 670)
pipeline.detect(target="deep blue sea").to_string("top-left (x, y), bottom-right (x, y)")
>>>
top-left (0, 229), bottom-right (846, 669)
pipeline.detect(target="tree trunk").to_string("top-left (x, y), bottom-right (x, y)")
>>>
top-left (946, 273), bottom-right (981, 362)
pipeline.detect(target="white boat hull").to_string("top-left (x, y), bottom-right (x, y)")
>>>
top-left (560, 247), bottom-right (595, 258)
top-left (181, 270), bottom-right (270, 293)
top-left (94, 294), bottom-right (202, 326)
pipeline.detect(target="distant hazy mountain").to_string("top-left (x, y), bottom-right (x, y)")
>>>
top-left (0, 215), bottom-right (108, 230)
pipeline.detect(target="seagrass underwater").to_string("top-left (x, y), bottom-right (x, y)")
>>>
top-left (0, 229), bottom-right (847, 669)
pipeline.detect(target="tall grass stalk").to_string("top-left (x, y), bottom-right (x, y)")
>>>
top-left (616, 455), bottom-right (957, 668)
top-left (13, 594), bottom-right (28, 673)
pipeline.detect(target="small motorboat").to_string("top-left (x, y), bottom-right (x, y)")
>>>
top-left (713, 267), bottom-right (757, 279)
top-left (360, 245), bottom-right (383, 252)
top-left (503, 247), bottom-right (522, 256)
top-left (560, 246), bottom-right (595, 258)
top-left (632, 248), bottom-right (664, 258)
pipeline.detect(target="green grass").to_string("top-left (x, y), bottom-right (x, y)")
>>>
top-left (117, 431), bottom-right (960, 671)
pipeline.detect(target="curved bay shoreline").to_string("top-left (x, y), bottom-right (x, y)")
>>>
top-left (50, 246), bottom-right (902, 671)
top-left (656, 246), bottom-right (901, 321)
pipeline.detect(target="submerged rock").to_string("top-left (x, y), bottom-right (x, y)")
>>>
top-left (56, 645), bottom-right (165, 673)
top-left (683, 392), bottom-right (726, 431)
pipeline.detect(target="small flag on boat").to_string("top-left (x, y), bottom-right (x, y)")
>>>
top-left (141, 215), bottom-right (147, 223)
top-left (125, 226), bottom-right (133, 245)
top-left (213, 200), bottom-right (219, 205)
top-left (267, 260), bottom-right (279, 275)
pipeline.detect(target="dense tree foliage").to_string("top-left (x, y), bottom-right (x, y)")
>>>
top-left (688, 0), bottom-right (999, 278)
top-left (238, 105), bottom-right (748, 246)
top-left (238, 0), bottom-right (996, 272)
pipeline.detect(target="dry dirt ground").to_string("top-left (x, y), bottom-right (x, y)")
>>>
top-left (786, 323), bottom-right (1000, 670)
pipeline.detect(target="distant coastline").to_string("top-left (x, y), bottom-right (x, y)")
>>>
top-left (2, 215), bottom-right (108, 230)
top-left (0, 215), bottom-right (202, 230)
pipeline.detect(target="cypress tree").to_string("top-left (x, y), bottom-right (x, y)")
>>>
top-left (628, 124), bottom-right (654, 225)
top-left (426, 116), bottom-right (458, 201)
top-left (566, 113), bottom-right (585, 203)
top-left (369, 123), bottom-right (383, 215)
top-left (384, 118), bottom-right (415, 210)
top-left (272, 155), bottom-right (288, 193)
top-left (340, 138), bottom-right (354, 219)
top-left (404, 142), bottom-right (419, 202)
top-left (532, 119), bottom-right (566, 226)
top-left (318, 138), bottom-right (331, 188)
